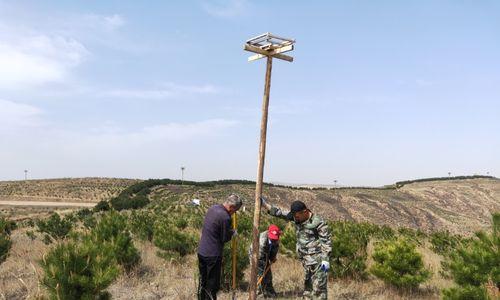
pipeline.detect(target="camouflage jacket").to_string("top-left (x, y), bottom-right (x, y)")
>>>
top-left (249, 230), bottom-right (279, 263)
top-left (268, 206), bottom-right (332, 265)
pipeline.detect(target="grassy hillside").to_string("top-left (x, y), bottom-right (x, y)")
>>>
top-left (0, 176), bottom-right (498, 299)
top-left (0, 177), bottom-right (138, 202)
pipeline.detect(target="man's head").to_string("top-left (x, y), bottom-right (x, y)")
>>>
top-left (223, 194), bottom-right (242, 215)
top-left (267, 224), bottom-right (281, 243)
top-left (290, 200), bottom-right (310, 223)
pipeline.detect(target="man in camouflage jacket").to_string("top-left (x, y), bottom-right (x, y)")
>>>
top-left (261, 198), bottom-right (332, 300)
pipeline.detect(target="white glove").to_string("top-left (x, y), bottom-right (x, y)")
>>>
top-left (320, 261), bottom-right (330, 272)
top-left (232, 229), bottom-right (238, 237)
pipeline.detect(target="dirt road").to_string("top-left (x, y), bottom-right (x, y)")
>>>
top-left (0, 200), bottom-right (96, 207)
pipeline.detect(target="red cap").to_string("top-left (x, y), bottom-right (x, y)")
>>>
top-left (268, 224), bottom-right (281, 240)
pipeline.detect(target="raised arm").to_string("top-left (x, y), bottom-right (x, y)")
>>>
top-left (260, 196), bottom-right (293, 222)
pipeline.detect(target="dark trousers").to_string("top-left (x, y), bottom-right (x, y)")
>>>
top-left (258, 259), bottom-right (275, 295)
top-left (198, 254), bottom-right (222, 300)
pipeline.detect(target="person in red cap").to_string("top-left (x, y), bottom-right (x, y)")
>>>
top-left (249, 224), bottom-right (281, 298)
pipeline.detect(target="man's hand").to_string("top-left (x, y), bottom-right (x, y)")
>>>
top-left (320, 261), bottom-right (330, 272)
top-left (260, 196), bottom-right (272, 211)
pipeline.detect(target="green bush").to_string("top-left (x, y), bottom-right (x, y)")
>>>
top-left (329, 221), bottom-right (372, 279)
top-left (153, 221), bottom-right (196, 260)
top-left (0, 217), bottom-right (14, 264)
top-left (36, 213), bottom-right (73, 241)
top-left (442, 285), bottom-right (489, 300)
top-left (94, 200), bottom-right (111, 212)
top-left (221, 237), bottom-right (249, 291)
top-left (173, 217), bottom-right (188, 230)
top-left (430, 230), bottom-right (463, 255)
top-left (442, 213), bottom-right (499, 298)
top-left (129, 210), bottom-right (156, 241)
top-left (0, 217), bottom-right (16, 235)
top-left (370, 238), bottom-right (431, 289)
top-left (90, 211), bottom-right (140, 271)
top-left (40, 239), bottom-right (119, 300)
top-left (76, 208), bottom-right (92, 221)
top-left (82, 214), bottom-right (97, 229)
top-left (0, 233), bottom-right (11, 264)
top-left (110, 195), bottom-right (150, 211)
top-left (279, 223), bottom-right (297, 258)
top-left (397, 227), bottom-right (426, 245)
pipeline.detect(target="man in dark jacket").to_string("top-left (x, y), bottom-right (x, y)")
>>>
top-left (197, 194), bottom-right (242, 300)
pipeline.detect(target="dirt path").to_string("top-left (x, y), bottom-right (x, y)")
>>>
top-left (0, 200), bottom-right (96, 207)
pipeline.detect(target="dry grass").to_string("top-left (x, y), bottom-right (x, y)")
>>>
top-left (0, 228), bottom-right (48, 300)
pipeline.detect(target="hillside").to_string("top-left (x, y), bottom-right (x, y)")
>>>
top-left (0, 177), bottom-right (138, 203)
top-left (1, 177), bottom-right (499, 235)
top-left (0, 176), bottom-right (498, 299)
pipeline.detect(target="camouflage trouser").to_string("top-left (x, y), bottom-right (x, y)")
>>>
top-left (302, 260), bottom-right (328, 300)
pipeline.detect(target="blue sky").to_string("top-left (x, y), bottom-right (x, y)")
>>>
top-left (0, 0), bottom-right (498, 186)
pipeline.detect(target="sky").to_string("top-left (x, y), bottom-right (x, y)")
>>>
top-left (0, 0), bottom-right (499, 186)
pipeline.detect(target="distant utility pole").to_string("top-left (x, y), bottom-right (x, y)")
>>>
top-left (334, 179), bottom-right (338, 188)
top-left (244, 32), bottom-right (295, 300)
top-left (448, 172), bottom-right (451, 177)
top-left (24, 169), bottom-right (28, 180)
top-left (181, 166), bottom-right (185, 184)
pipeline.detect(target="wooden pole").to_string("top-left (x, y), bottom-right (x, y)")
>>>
top-left (248, 55), bottom-right (273, 300)
top-left (231, 212), bottom-right (238, 299)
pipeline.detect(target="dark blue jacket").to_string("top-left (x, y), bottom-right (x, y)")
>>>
top-left (198, 204), bottom-right (234, 257)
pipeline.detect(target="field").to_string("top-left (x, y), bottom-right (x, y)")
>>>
top-left (0, 177), bottom-right (498, 299)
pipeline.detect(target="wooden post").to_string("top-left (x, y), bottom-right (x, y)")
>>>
top-left (248, 55), bottom-right (273, 300)
top-left (231, 212), bottom-right (238, 299)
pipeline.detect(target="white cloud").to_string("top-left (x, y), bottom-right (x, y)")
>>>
top-left (99, 83), bottom-right (221, 99)
top-left (0, 30), bottom-right (88, 88)
top-left (202, 0), bottom-right (248, 18)
top-left (80, 119), bottom-right (237, 147)
top-left (83, 14), bottom-right (126, 32)
top-left (0, 99), bottom-right (43, 131)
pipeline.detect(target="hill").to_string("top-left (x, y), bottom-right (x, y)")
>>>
top-left (1, 176), bottom-right (498, 234)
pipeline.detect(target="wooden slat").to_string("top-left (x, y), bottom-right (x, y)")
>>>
top-left (244, 44), bottom-right (294, 62)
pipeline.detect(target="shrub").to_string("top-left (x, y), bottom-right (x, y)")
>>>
top-left (36, 213), bottom-right (73, 240)
top-left (90, 211), bottom-right (140, 271)
top-left (329, 221), bottom-right (372, 279)
top-left (442, 213), bottom-right (499, 298)
top-left (40, 239), bottom-right (119, 300)
top-left (430, 230), bottom-right (463, 255)
top-left (94, 200), bottom-right (111, 212)
top-left (0, 217), bottom-right (16, 235)
top-left (398, 227), bottom-right (426, 245)
top-left (129, 210), bottom-right (156, 241)
top-left (173, 217), bottom-right (188, 230)
top-left (82, 214), bottom-right (97, 229)
top-left (442, 285), bottom-right (489, 300)
top-left (110, 195), bottom-right (150, 211)
top-left (0, 233), bottom-right (11, 264)
top-left (76, 208), bottom-right (92, 221)
top-left (279, 223), bottom-right (297, 258)
top-left (221, 237), bottom-right (249, 291)
top-left (370, 238), bottom-right (431, 289)
top-left (153, 221), bottom-right (196, 260)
